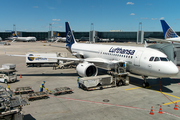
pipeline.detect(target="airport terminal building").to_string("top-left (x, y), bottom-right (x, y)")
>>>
top-left (0, 31), bottom-right (173, 42)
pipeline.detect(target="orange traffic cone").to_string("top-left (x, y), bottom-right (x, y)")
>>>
top-left (158, 105), bottom-right (163, 114)
top-left (20, 74), bottom-right (22, 78)
top-left (174, 102), bottom-right (179, 110)
top-left (149, 106), bottom-right (154, 115)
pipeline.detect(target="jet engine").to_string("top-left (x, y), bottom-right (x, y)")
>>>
top-left (76, 62), bottom-right (98, 77)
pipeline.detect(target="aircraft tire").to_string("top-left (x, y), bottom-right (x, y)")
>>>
top-left (117, 80), bottom-right (123, 86)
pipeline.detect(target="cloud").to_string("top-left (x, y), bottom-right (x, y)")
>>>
top-left (140, 17), bottom-right (149, 20)
top-left (159, 17), bottom-right (164, 20)
top-left (33, 6), bottom-right (38, 8)
top-left (51, 22), bottom-right (59, 24)
top-left (151, 18), bottom-right (158, 20)
top-left (52, 19), bottom-right (60, 21)
top-left (126, 2), bottom-right (134, 5)
top-left (130, 13), bottom-right (135, 15)
top-left (48, 7), bottom-right (56, 9)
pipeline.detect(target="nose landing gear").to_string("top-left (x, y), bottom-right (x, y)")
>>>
top-left (142, 76), bottom-right (150, 88)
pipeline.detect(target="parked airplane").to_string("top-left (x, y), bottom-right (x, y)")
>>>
top-left (5, 22), bottom-right (179, 88)
top-left (146, 20), bottom-right (180, 43)
top-left (160, 20), bottom-right (180, 42)
top-left (54, 33), bottom-right (66, 43)
top-left (9, 32), bottom-right (36, 42)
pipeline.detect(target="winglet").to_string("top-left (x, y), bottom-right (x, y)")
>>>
top-left (144, 40), bottom-right (148, 48)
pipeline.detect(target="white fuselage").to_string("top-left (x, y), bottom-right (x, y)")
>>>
top-left (13, 37), bottom-right (36, 42)
top-left (71, 43), bottom-right (179, 78)
top-left (57, 37), bottom-right (66, 42)
top-left (166, 37), bottom-right (180, 42)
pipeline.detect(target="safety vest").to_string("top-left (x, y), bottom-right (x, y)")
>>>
top-left (40, 85), bottom-right (43, 88)
top-left (40, 83), bottom-right (44, 88)
top-left (77, 77), bottom-right (79, 82)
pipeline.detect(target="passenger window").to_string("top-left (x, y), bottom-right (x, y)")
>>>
top-left (149, 57), bottom-right (154, 61)
top-left (154, 57), bottom-right (160, 61)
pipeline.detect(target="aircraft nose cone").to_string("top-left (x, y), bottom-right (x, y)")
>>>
top-left (167, 64), bottom-right (179, 76)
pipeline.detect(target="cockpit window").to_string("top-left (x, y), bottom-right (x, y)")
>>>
top-left (160, 57), bottom-right (169, 61)
top-left (154, 57), bottom-right (160, 61)
top-left (149, 57), bottom-right (154, 61)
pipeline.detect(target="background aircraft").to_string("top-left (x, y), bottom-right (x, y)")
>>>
top-left (146, 20), bottom-right (180, 43)
top-left (8, 32), bottom-right (36, 42)
top-left (54, 33), bottom-right (66, 43)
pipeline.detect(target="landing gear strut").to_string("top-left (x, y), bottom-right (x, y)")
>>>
top-left (142, 76), bottom-right (149, 88)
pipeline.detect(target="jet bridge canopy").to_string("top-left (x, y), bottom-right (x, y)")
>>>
top-left (147, 43), bottom-right (180, 65)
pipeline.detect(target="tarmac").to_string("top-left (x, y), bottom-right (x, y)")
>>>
top-left (0, 41), bottom-right (180, 120)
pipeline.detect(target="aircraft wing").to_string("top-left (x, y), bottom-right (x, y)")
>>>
top-left (85, 58), bottom-right (124, 64)
top-left (145, 38), bottom-right (170, 43)
top-left (5, 53), bottom-right (122, 65)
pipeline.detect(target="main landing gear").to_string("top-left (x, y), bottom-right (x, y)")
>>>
top-left (142, 76), bottom-right (149, 88)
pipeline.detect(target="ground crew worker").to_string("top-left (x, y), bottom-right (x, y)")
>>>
top-left (77, 77), bottom-right (80, 88)
top-left (40, 81), bottom-right (45, 92)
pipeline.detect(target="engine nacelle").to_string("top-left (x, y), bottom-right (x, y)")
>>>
top-left (76, 62), bottom-right (98, 77)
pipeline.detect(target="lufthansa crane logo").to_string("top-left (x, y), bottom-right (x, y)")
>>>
top-left (13, 33), bottom-right (15, 36)
top-left (67, 31), bottom-right (72, 43)
top-left (57, 33), bottom-right (59, 36)
top-left (28, 54), bottom-right (35, 61)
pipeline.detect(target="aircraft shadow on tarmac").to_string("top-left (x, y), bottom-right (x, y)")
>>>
top-left (16, 68), bottom-right (180, 93)
top-left (24, 114), bottom-right (36, 120)
top-left (98, 68), bottom-right (180, 93)
top-left (129, 76), bottom-right (180, 93)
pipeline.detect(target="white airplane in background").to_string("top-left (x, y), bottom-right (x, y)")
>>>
top-left (146, 20), bottom-right (180, 43)
top-left (9, 32), bottom-right (36, 42)
top-left (54, 32), bottom-right (66, 43)
top-left (5, 22), bottom-right (179, 88)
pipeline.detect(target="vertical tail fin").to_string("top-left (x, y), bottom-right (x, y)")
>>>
top-left (12, 31), bottom-right (18, 37)
top-left (57, 32), bottom-right (61, 37)
top-left (65, 22), bottom-right (76, 51)
top-left (160, 20), bottom-right (179, 39)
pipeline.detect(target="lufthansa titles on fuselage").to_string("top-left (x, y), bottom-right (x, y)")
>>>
top-left (109, 47), bottom-right (135, 55)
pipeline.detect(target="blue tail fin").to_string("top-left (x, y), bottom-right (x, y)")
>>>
top-left (66, 22), bottom-right (76, 50)
top-left (12, 32), bottom-right (18, 37)
top-left (160, 20), bottom-right (179, 39)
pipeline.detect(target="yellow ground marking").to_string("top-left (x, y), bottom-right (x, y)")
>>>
top-left (163, 100), bottom-right (180, 105)
top-left (29, 50), bottom-right (38, 53)
top-left (125, 87), bottom-right (141, 91)
top-left (155, 91), bottom-right (180, 99)
top-left (125, 83), bottom-right (180, 105)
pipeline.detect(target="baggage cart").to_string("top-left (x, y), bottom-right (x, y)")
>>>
top-left (14, 86), bottom-right (34, 94)
top-left (27, 92), bottom-right (48, 101)
top-left (51, 87), bottom-right (73, 96)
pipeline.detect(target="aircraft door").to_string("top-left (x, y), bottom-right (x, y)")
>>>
top-left (134, 51), bottom-right (143, 66)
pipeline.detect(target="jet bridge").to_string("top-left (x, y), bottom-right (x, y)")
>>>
top-left (147, 43), bottom-right (180, 65)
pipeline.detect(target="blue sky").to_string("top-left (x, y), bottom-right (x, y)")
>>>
top-left (0, 0), bottom-right (180, 32)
